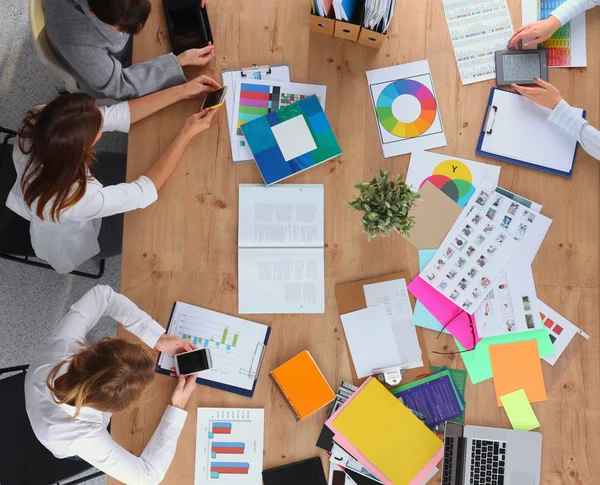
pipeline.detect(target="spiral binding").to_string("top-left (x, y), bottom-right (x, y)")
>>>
top-left (269, 373), bottom-right (301, 421)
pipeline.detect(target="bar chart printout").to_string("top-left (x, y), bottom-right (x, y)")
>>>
top-left (196, 408), bottom-right (265, 484)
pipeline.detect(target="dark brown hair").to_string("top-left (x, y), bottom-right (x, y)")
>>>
top-left (88, 0), bottom-right (152, 35)
top-left (47, 338), bottom-right (155, 419)
top-left (18, 93), bottom-right (102, 222)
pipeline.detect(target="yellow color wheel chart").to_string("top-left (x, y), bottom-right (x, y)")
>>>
top-left (376, 79), bottom-right (437, 138)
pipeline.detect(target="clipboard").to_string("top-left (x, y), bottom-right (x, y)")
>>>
top-left (155, 302), bottom-right (271, 398)
top-left (221, 64), bottom-right (291, 163)
top-left (476, 87), bottom-right (586, 178)
top-left (335, 271), bottom-right (430, 385)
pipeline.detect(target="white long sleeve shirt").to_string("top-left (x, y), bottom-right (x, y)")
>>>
top-left (25, 285), bottom-right (186, 485)
top-left (5, 102), bottom-right (158, 274)
top-left (552, 0), bottom-right (600, 24)
top-left (549, 100), bottom-right (600, 161)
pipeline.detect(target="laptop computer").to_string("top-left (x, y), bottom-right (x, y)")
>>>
top-left (442, 421), bottom-right (542, 485)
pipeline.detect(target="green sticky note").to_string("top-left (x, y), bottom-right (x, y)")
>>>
top-left (457, 329), bottom-right (555, 384)
top-left (500, 389), bottom-right (540, 431)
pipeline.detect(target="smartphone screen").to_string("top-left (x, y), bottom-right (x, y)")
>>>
top-left (203, 87), bottom-right (226, 109)
top-left (176, 349), bottom-right (211, 375)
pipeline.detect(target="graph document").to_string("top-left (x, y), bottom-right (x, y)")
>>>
top-left (196, 408), bottom-right (264, 485)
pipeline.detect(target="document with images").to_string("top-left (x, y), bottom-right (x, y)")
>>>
top-left (238, 184), bottom-right (325, 313)
top-left (442, 0), bottom-right (514, 85)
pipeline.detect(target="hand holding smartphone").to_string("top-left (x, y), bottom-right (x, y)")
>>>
top-left (201, 86), bottom-right (227, 110)
top-left (174, 348), bottom-right (213, 376)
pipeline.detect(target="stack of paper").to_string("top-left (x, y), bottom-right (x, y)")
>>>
top-left (333, 0), bottom-right (361, 23)
top-left (363, 0), bottom-right (396, 33)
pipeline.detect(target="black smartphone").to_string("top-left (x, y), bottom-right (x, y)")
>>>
top-left (163, 0), bottom-right (213, 55)
top-left (174, 348), bottom-right (213, 376)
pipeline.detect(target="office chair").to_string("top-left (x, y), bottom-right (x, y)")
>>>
top-left (0, 365), bottom-right (105, 485)
top-left (0, 127), bottom-right (106, 279)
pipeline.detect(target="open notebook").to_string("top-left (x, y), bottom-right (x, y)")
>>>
top-left (238, 184), bottom-right (325, 314)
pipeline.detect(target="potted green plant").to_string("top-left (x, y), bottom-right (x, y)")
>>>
top-left (348, 170), bottom-right (420, 241)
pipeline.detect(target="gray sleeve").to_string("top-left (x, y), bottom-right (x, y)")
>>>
top-left (62, 43), bottom-right (186, 100)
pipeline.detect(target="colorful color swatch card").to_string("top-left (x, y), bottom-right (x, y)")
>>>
top-left (539, 299), bottom-right (590, 366)
top-left (406, 152), bottom-right (501, 208)
top-left (500, 389), bottom-right (540, 431)
top-left (366, 60), bottom-right (446, 158)
top-left (489, 340), bottom-right (547, 406)
top-left (241, 95), bottom-right (341, 185)
top-left (412, 250), bottom-right (451, 335)
top-left (420, 187), bottom-right (522, 313)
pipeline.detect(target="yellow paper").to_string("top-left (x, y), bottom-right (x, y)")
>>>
top-left (332, 379), bottom-right (442, 484)
top-left (500, 389), bottom-right (540, 431)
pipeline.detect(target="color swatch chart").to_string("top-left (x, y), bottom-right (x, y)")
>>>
top-left (538, 1), bottom-right (571, 66)
top-left (196, 408), bottom-right (264, 484)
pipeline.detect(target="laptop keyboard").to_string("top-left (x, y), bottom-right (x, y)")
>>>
top-left (441, 436), bottom-right (455, 485)
top-left (469, 439), bottom-right (507, 485)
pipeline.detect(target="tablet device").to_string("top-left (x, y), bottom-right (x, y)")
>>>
top-left (163, 0), bottom-right (213, 55)
top-left (495, 49), bottom-right (548, 86)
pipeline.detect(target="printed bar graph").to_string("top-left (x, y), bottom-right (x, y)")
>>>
top-left (210, 462), bottom-right (250, 475)
top-left (211, 442), bottom-right (246, 455)
top-left (212, 422), bottom-right (232, 435)
top-left (181, 330), bottom-right (239, 350)
top-left (221, 328), bottom-right (228, 344)
top-left (232, 334), bottom-right (239, 347)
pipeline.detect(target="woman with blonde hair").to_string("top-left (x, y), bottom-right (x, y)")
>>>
top-left (25, 285), bottom-right (197, 485)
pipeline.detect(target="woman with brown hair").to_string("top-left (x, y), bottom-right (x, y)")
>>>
top-left (5, 74), bottom-right (221, 274)
top-left (25, 284), bottom-right (198, 485)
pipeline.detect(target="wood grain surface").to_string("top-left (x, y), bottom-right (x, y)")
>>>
top-left (110, 1), bottom-right (600, 483)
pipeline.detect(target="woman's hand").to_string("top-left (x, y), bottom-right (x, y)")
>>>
top-left (512, 78), bottom-right (563, 110)
top-left (508, 17), bottom-right (561, 49)
top-left (177, 43), bottom-right (215, 67)
top-left (181, 108), bottom-right (218, 140)
top-left (170, 368), bottom-right (198, 410)
top-left (155, 334), bottom-right (196, 356)
top-left (181, 75), bottom-right (221, 100)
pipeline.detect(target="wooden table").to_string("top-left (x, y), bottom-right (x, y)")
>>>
top-left (111, 1), bottom-right (600, 483)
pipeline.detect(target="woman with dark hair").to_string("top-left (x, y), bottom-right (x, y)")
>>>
top-left (25, 284), bottom-right (198, 485)
top-left (5, 75), bottom-right (220, 274)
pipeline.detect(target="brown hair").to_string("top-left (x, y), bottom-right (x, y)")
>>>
top-left (18, 94), bottom-right (102, 222)
top-left (46, 338), bottom-right (155, 419)
top-left (88, 0), bottom-right (152, 35)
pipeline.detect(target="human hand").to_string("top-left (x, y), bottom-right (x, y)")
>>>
top-left (177, 43), bottom-right (215, 67)
top-left (181, 108), bottom-right (218, 140)
top-left (507, 16), bottom-right (561, 49)
top-left (170, 369), bottom-right (198, 409)
top-left (155, 334), bottom-right (196, 356)
top-left (181, 75), bottom-right (221, 99)
top-left (512, 78), bottom-right (563, 110)
top-left (200, 0), bottom-right (209, 7)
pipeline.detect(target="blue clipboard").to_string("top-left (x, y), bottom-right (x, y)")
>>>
top-left (155, 302), bottom-right (271, 398)
top-left (476, 87), bottom-right (585, 178)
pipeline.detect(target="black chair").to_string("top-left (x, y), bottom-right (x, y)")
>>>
top-left (0, 126), bottom-right (105, 279)
top-left (0, 365), bottom-right (105, 485)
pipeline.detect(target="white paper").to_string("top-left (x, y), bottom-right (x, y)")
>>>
top-left (238, 184), bottom-right (324, 248)
top-left (363, 279), bottom-right (423, 368)
top-left (231, 79), bottom-right (327, 161)
top-left (421, 186), bottom-right (522, 313)
top-left (271, 115), bottom-right (317, 161)
top-left (407, 151), bottom-right (501, 208)
top-left (340, 305), bottom-right (404, 378)
top-left (475, 253), bottom-right (543, 337)
top-left (480, 89), bottom-right (583, 174)
top-left (223, 66), bottom-right (290, 163)
top-left (366, 60), bottom-right (446, 158)
top-left (238, 248), bottom-right (325, 314)
top-left (539, 300), bottom-right (590, 366)
top-left (442, 0), bottom-right (514, 84)
top-left (195, 408), bottom-right (264, 485)
top-left (157, 302), bottom-right (269, 391)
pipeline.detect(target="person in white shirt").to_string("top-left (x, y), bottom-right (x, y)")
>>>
top-left (6, 75), bottom-right (220, 274)
top-left (506, 0), bottom-right (600, 162)
top-left (26, 284), bottom-right (196, 485)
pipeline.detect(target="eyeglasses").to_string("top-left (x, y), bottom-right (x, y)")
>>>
top-left (431, 310), bottom-right (477, 355)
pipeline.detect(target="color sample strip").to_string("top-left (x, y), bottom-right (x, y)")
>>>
top-left (211, 442), bottom-right (246, 454)
top-left (212, 422), bottom-right (232, 434)
top-left (210, 462), bottom-right (250, 474)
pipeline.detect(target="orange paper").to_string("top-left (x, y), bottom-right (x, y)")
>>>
top-left (489, 340), bottom-right (547, 406)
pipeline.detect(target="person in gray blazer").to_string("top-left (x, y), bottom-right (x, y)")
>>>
top-left (45, 0), bottom-right (214, 100)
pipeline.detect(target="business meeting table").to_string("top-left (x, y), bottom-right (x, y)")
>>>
top-left (110, 1), bottom-right (600, 483)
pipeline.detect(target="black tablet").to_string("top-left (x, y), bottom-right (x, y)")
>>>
top-left (163, 0), bottom-right (213, 55)
top-left (495, 49), bottom-right (548, 86)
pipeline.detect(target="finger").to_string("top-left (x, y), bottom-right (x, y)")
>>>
top-left (523, 36), bottom-right (543, 48)
top-left (533, 77), bottom-right (551, 88)
top-left (184, 374), bottom-right (198, 392)
top-left (184, 342), bottom-right (195, 352)
top-left (175, 375), bottom-right (186, 392)
top-left (195, 45), bottom-right (214, 56)
top-left (509, 30), bottom-right (530, 48)
top-left (202, 76), bottom-right (221, 89)
top-left (508, 25), bottom-right (528, 46)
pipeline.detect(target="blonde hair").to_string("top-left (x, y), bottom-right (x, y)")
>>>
top-left (47, 337), bottom-right (155, 419)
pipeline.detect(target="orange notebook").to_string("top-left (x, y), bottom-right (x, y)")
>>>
top-left (269, 351), bottom-right (335, 421)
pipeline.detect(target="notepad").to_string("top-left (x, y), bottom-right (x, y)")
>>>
top-left (269, 351), bottom-right (335, 421)
top-left (500, 389), bottom-right (540, 431)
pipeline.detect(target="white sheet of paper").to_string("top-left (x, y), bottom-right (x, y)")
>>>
top-left (366, 60), bottom-right (446, 158)
top-left (442, 0), bottom-right (514, 84)
top-left (340, 305), bottom-right (404, 378)
top-left (238, 184), bottom-right (324, 248)
top-left (363, 279), bottom-right (423, 368)
top-left (271, 115), bottom-right (317, 161)
top-left (539, 300), bottom-right (590, 366)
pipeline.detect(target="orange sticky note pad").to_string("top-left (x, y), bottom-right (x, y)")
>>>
top-left (489, 340), bottom-right (547, 406)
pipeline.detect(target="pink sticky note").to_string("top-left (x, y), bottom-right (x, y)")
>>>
top-left (408, 276), bottom-right (481, 350)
